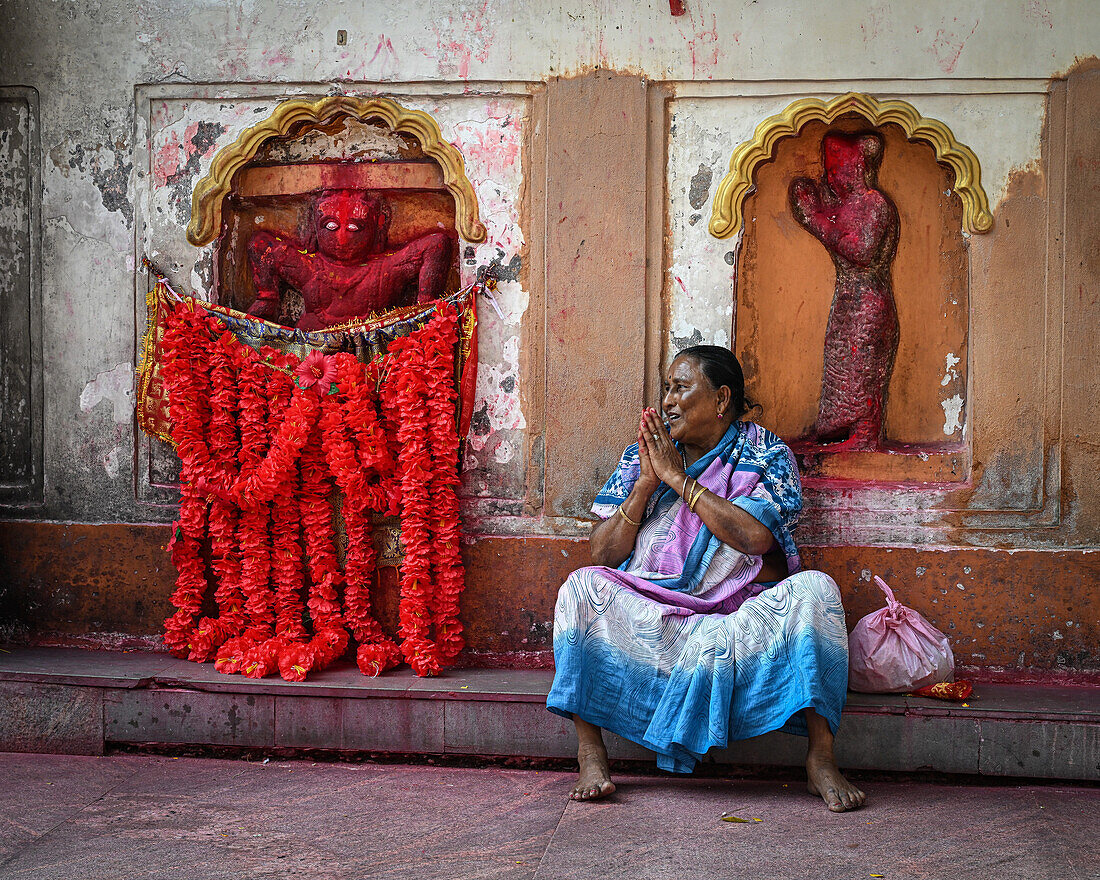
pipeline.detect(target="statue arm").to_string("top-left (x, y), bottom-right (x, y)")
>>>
top-left (789, 178), bottom-right (830, 238)
top-left (412, 232), bottom-right (454, 304)
top-left (246, 232), bottom-right (315, 318)
top-left (377, 232), bottom-right (454, 305)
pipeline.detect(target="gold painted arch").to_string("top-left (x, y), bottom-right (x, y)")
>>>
top-left (186, 95), bottom-right (488, 246)
top-left (708, 92), bottom-right (993, 239)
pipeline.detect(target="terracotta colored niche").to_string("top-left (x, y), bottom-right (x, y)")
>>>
top-left (215, 116), bottom-right (460, 321)
top-left (736, 116), bottom-right (969, 482)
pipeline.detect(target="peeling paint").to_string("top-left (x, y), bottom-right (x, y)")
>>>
top-left (468, 334), bottom-right (526, 454)
top-left (79, 363), bottom-right (134, 424)
top-left (687, 163), bottom-right (712, 210)
top-left (941, 352), bottom-right (961, 386)
top-left (160, 120), bottom-right (226, 226)
top-left (103, 445), bottom-right (122, 479)
top-left (941, 394), bottom-right (964, 435)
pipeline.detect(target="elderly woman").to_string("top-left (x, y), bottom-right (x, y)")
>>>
top-left (547, 345), bottom-right (864, 812)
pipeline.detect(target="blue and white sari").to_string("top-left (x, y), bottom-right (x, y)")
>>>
top-left (547, 421), bottom-right (849, 773)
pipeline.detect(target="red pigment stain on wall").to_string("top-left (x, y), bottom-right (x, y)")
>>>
top-left (681, 11), bottom-right (720, 78)
top-left (927, 17), bottom-right (980, 73)
top-left (368, 35), bottom-right (398, 78)
top-left (452, 126), bottom-right (518, 180)
top-left (431, 0), bottom-right (494, 80)
top-left (152, 131), bottom-right (182, 187)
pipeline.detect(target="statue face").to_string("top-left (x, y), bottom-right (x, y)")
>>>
top-left (314, 191), bottom-right (386, 263)
top-left (823, 135), bottom-right (866, 194)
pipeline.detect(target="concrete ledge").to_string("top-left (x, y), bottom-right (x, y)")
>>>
top-left (0, 680), bottom-right (104, 756)
top-left (0, 648), bottom-right (1096, 780)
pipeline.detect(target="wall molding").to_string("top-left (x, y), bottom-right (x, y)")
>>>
top-left (186, 94), bottom-right (487, 246)
top-left (709, 92), bottom-right (993, 239)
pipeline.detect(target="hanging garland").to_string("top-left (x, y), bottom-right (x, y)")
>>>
top-left (158, 296), bottom-right (468, 679)
top-left (318, 359), bottom-right (402, 676)
top-left (189, 331), bottom-right (245, 662)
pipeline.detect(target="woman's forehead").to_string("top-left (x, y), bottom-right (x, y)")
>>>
top-left (666, 356), bottom-right (702, 382)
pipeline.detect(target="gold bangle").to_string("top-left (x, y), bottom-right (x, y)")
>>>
top-left (688, 483), bottom-right (707, 512)
top-left (617, 505), bottom-right (641, 527)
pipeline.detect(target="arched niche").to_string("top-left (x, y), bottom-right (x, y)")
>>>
top-left (186, 96), bottom-right (486, 314)
top-left (710, 95), bottom-right (991, 482)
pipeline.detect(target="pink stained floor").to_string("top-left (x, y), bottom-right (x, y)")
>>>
top-left (2, 753), bottom-right (1097, 879)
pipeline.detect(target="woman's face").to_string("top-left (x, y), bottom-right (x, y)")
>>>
top-left (662, 356), bottom-right (727, 445)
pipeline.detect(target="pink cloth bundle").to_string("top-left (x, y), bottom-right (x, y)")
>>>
top-left (848, 575), bottom-right (955, 693)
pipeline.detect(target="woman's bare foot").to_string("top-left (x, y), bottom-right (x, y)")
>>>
top-left (806, 748), bottom-right (865, 812)
top-left (571, 742), bottom-right (616, 801)
top-left (804, 708), bottom-right (865, 812)
top-left (570, 717), bottom-right (616, 801)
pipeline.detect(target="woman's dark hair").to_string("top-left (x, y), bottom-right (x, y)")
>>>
top-left (676, 345), bottom-right (757, 418)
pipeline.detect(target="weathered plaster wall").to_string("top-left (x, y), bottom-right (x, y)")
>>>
top-left (1, 0), bottom-right (1096, 523)
top-left (134, 88), bottom-right (529, 508)
top-left (0, 2), bottom-right (1097, 670)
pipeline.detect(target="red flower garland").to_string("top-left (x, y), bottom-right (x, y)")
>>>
top-left (159, 296), bottom-right (469, 679)
top-left (288, 424), bottom-right (350, 681)
top-left (241, 357), bottom-right (309, 679)
top-left (318, 368), bottom-right (402, 675)
top-left (230, 383), bottom-right (321, 509)
top-left (215, 350), bottom-right (281, 674)
top-left (189, 331), bottom-right (245, 662)
top-left (386, 331), bottom-right (442, 676)
top-left (161, 308), bottom-right (215, 657)
top-left (422, 304), bottom-right (466, 665)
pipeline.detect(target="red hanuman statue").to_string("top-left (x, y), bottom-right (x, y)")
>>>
top-left (789, 131), bottom-right (900, 450)
top-left (247, 189), bottom-right (454, 330)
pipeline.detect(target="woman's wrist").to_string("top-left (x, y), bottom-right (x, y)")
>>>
top-left (632, 479), bottom-right (660, 500)
top-left (676, 472), bottom-right (693, 499)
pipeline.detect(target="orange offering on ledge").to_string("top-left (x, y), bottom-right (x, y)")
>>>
top-left (911, 680), bottom-right (974, 701)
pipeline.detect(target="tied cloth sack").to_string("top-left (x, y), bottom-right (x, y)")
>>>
top-left (848, 575), bottom-right (954, 693)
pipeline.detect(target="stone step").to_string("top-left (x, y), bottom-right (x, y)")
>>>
top-left (1, 647), bottom-right (1096, 781)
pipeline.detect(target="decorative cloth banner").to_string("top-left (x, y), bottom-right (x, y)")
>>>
top-left (138, 282), bottom-right (478, 448)
top-left (136, 281), bottom-right (479, 679)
